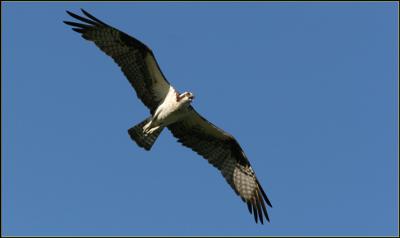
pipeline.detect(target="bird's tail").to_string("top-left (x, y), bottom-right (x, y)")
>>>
top-left (128, 117), bottom-right (164, 151)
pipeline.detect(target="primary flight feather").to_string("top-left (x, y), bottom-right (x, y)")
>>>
top-left (64, 9), bottom-right (272, 224)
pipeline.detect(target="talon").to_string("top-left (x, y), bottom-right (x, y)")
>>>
top-left (147, 126), bottom-right (160, 134)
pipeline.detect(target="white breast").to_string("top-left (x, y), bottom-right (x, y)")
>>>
top-left (152, 86), bottom-right (188, 127)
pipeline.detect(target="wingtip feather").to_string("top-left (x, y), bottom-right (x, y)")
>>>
top-left (247, 201), bottom-right (252, 214)
top-left (257, 190), bottom-right (270, 223)
top-left (80, 8), bottom-right (108, 26)
top-left (252, 201), bottom-right (258, 223)
top-left (257, 181), bottom-right (272, 208)
top-left (71, 28), bottom-right (85, 34)
top-left (254, 197), bottom-right (264, 224)
top-left (66, 10), bottom-right (74, 17)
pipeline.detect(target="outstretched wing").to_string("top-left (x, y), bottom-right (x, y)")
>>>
top-left (168, 107), bottom-right (272, 224)
top-left (64, 9), bottom-right (171, 114)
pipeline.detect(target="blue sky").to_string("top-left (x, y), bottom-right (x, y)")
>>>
top-left (2, 2), bottom-right (398, 236)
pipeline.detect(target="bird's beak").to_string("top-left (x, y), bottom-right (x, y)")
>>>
top-left (189, 94), bottom-right (195, 100)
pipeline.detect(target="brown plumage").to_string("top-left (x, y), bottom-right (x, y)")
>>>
top-left (64, 9), bottom-right (272, 224)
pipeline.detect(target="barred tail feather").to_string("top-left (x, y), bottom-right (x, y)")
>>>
top-left (128, 118), bottom-right (163, 151)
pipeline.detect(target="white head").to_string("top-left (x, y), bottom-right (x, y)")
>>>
top-left (176, 91), bottom-right (195, 105)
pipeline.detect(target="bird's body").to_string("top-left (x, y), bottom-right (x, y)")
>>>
top-left (143, 88), bottom-right (193, 134)
top-left (64, 9), bottom-right (272, 224)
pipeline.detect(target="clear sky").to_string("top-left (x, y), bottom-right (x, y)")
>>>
top-left (2, 2), bottom-right (398, 236)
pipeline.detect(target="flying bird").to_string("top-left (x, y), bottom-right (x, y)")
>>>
top-left (64, 9), bottom-right (272, 224)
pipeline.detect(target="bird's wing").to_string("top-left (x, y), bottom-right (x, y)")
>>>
top-left (168, 106), bottom-right (272, 224)
top-left (64, 9), bottom-right (171, 114)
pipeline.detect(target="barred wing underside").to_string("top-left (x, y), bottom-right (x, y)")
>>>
top-left (64, 9), bottom-right (171, 114)
top-left (65, 9), bottom-right (272, 224)
top-left (168, 107), bottom-right (272, 224)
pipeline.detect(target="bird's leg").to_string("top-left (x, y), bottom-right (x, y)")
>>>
top-left (144, 107), bottom-right (162, 135)
top-left (147, 126), bottom-right (161, 134)
top-left (143, 119), bottom-right (161, 135)
top-left (143, 120), bottom-right (153, 134)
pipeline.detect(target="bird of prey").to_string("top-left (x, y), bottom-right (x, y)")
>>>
top-left (64, 9), bottom-right (272, 224)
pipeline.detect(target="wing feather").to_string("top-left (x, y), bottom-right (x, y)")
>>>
top-left (65, 9), bottom-right (272, 223)
top-left (64, 9), bottom-right (171, 114)
top-left (168, 107), bottom-right (272, 223)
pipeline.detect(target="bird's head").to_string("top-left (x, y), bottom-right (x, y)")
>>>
top-left (177, 91), bottom-right (195, 105)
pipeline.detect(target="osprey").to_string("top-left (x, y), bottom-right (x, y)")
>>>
top-left (64, 9), bottom-right (272, 224)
